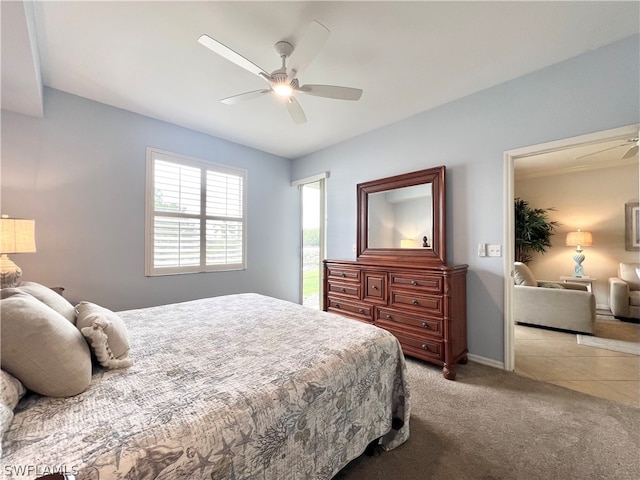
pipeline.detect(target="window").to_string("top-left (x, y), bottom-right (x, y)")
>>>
top-left (145, 148), bottom-right (246, 276)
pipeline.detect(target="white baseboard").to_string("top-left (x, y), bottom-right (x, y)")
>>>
top-left (467, 353), bottom-right (505, 370)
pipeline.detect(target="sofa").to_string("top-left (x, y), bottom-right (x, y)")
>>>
top-left (608, 262), bottom-right (640, 320)
top-left (513, 262), bottom-right (596, 334)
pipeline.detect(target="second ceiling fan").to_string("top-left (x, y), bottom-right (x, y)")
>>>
top-left (198, 21), bottom-right (362, 124)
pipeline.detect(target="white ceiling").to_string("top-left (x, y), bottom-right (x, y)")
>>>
top-left (2, 1), bottom-right (639, 160)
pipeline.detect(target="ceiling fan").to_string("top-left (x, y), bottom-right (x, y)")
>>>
top-left (575, 137), bottom-right (639, 161)
top-left (198, 21), bottom-right (363, 124)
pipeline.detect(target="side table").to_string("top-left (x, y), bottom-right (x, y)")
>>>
top-left (560, 276), bottom-right (595, 293)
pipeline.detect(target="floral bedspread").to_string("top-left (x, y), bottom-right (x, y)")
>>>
top-left (2, 293), bottom-right (410, 479)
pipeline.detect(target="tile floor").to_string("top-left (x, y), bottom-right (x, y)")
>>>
top-left (514, 322), bottom-right (640, 408)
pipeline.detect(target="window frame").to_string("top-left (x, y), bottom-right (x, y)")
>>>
top-left (145, 147), bottom-right (247, 276)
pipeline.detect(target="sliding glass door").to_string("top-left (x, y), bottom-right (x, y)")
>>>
top-left (300, 179), bottom-right (325, 309)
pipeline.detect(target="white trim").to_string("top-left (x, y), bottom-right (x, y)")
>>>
top-left (291, 171), bottom-right (329, 188)
top-left (297, 176), bottom-right (327, 307)
top-left (145, 147), bottom-right (248, 276)
top-left (467, 353), bottom-right (504, 370)
top-left (503, 124), bottom-right (639, 372)
top-left (503, 150), bottom-right (516, 371)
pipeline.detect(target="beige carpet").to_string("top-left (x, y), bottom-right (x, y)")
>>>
top-left (335, 359), bottom-right (640, 480)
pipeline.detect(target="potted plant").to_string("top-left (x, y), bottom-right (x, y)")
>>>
top-left (514, 198), bottom-right (560, 264)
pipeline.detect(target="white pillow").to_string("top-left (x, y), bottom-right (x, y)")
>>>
top-left (0, 370), bottom-right (27, 441)
top-left (0, 292), bottom-right (92, 397)
top-left (75, 301), bottom-right (133, 369)
top-left (513, 262), bottom-right (537, 286)
top-left (16, 281), bottom-right (77, 324)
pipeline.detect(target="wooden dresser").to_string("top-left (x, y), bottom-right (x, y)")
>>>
top-left (323, 166), bottom-right (468, 380)
top-left (324, 259), bottom-right (468, 380)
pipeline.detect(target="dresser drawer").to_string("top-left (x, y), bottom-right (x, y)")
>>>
top-left (364, 272), bottom-right (386, 302)
top-left (390, 291), bottom-right (444, 316)
top-left (381, 326), bottom-right (444, 362)
top-left (327, 266), bottom-right (361, 282)
top-left (327, 297), bottom-right (373, 323)
top-left (389, 273), bottom-right (443, 293)
top-left (327, 281), bottom-right (361, 299)
top-left (376, 308), bottom-right (443, 338)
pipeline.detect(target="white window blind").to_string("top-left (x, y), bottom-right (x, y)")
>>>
top-left (145, 148), bottom-right (247, 276)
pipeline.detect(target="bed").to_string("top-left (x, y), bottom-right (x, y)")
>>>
top-left (1, 292), bottom-right (410, 479)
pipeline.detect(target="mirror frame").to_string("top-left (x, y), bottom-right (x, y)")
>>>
top-left (357, 166), bottom-right (446, 264)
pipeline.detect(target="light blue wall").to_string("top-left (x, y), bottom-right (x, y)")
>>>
top-left (291, 35), bottom-right (640, 363)
top-left (1, 88), bottom-right (299, 310)
top-left (3, 35), bottom-right (638, 363)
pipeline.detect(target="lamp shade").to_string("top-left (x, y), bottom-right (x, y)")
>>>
top-left (0, 217), bottom-right (36, 254)
top-left (400, 239), bottom-right (416, 248)
top-left (565, 230), bottom-right (593, 248)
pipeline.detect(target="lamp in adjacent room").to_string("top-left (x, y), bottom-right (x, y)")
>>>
top-left (565, 229), bottom-right (593, 278)
top-left (400, 239), bottom-right (416, 248)
top-left (0, 215), bottom-right (36, 288)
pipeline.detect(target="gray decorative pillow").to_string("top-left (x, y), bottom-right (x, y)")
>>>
top-left (15, 281), bottom-right (77, 324)
top-left (0, 370), bottom-right (26, 440)
top-left (1, 404), bottom-right (13, 441)
top-left (539, 282), bottom-right (565, 289)
top-left (76, 301), bottom-right (133, 369)
top-left (0, 292), bottom-right (92, 397)
top-left (513, 262), bottom-right (537, 286)
top-left (1, 369), bottom-right (26, 410)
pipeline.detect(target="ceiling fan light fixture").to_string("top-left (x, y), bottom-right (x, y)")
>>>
top-left (273, 83), bottom-right (293, 97)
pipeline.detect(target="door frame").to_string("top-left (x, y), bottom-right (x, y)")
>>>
top-left (503, 124), bottom-right (639, 371)
top-left (292, 172), bottom-right (328, 306)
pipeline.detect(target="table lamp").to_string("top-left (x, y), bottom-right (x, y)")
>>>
top-left (0, 215), bottom-right (36, 288)
top-left (565, 229), bottom-right (593, 278)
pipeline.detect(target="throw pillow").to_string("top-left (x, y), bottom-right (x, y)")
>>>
top-left (619, 263), bottom-right (640, 291)
top-left (75, 301), bottom-right (133, 369)
top-left (16, 281), bottom-right (77, 324)
top-left (539, 282), bottom-right (565, 289)
top-left (1, 403), bottom-right (13, 441)
top-left (0, 370), bottom-right (26, 410)
top-left (0, 370), bottom-right (27, 441)
top-left (513, 262), bottom-right (537, 286)
top-left (0, 292), bottom-right (92, 397)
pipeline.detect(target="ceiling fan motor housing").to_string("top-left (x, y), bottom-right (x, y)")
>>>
top-left (275, 41), bottom-right (294, 58)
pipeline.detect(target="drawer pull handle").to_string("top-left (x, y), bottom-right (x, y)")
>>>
top-left (335, 303), bottom-right (340, 308)
top-left (386, 314), bottom-right (392, 320)
top-left (421, 344), bottom-right (429, 351)
top-left (411, 280), bottom-right (418, 286)
top-left (359, 308), bottom-right (365, 314)
top-left (341, 288), bottom-right (346, 293)
top-left (412, 299), bottom-right (419, 305)
top-left (341, 272), bottom-right (346, 277)
top-left (422, 322), bottom-right (429, 329)
top-left (372, 285), bottom-right (378, 290)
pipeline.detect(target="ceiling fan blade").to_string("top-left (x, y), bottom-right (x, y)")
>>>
top-left (621, 145), bottom-right (639, 159)
top-left (220, 89), bottom-right (271, 105)
top-left (297, 84), bottom-right (363, 101)
top-left (198, 34), bottom-right (269, 78)
top-left (285, 97), bottom-right (307, 124)
top-left (287, 21), bottom-right (330, 80)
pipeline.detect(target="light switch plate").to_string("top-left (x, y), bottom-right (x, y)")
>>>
top-left (478, 243), bottom-right (486, 257)
top-left (488, 244), bottom-right (502, 257)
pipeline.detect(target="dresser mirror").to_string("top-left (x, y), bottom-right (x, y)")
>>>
top-left (357, 166), bottom-right (445, 264)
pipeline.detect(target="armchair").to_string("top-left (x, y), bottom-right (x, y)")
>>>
top-left (513, 262), bottom-right (595, 334)
top-left (608, 263), bottom-right (640, 320)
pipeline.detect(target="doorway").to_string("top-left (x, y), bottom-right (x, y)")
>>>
top-left (503, 124), bottom-right (640, 371)
top-left (294, 174), bottom-right (327, 309)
